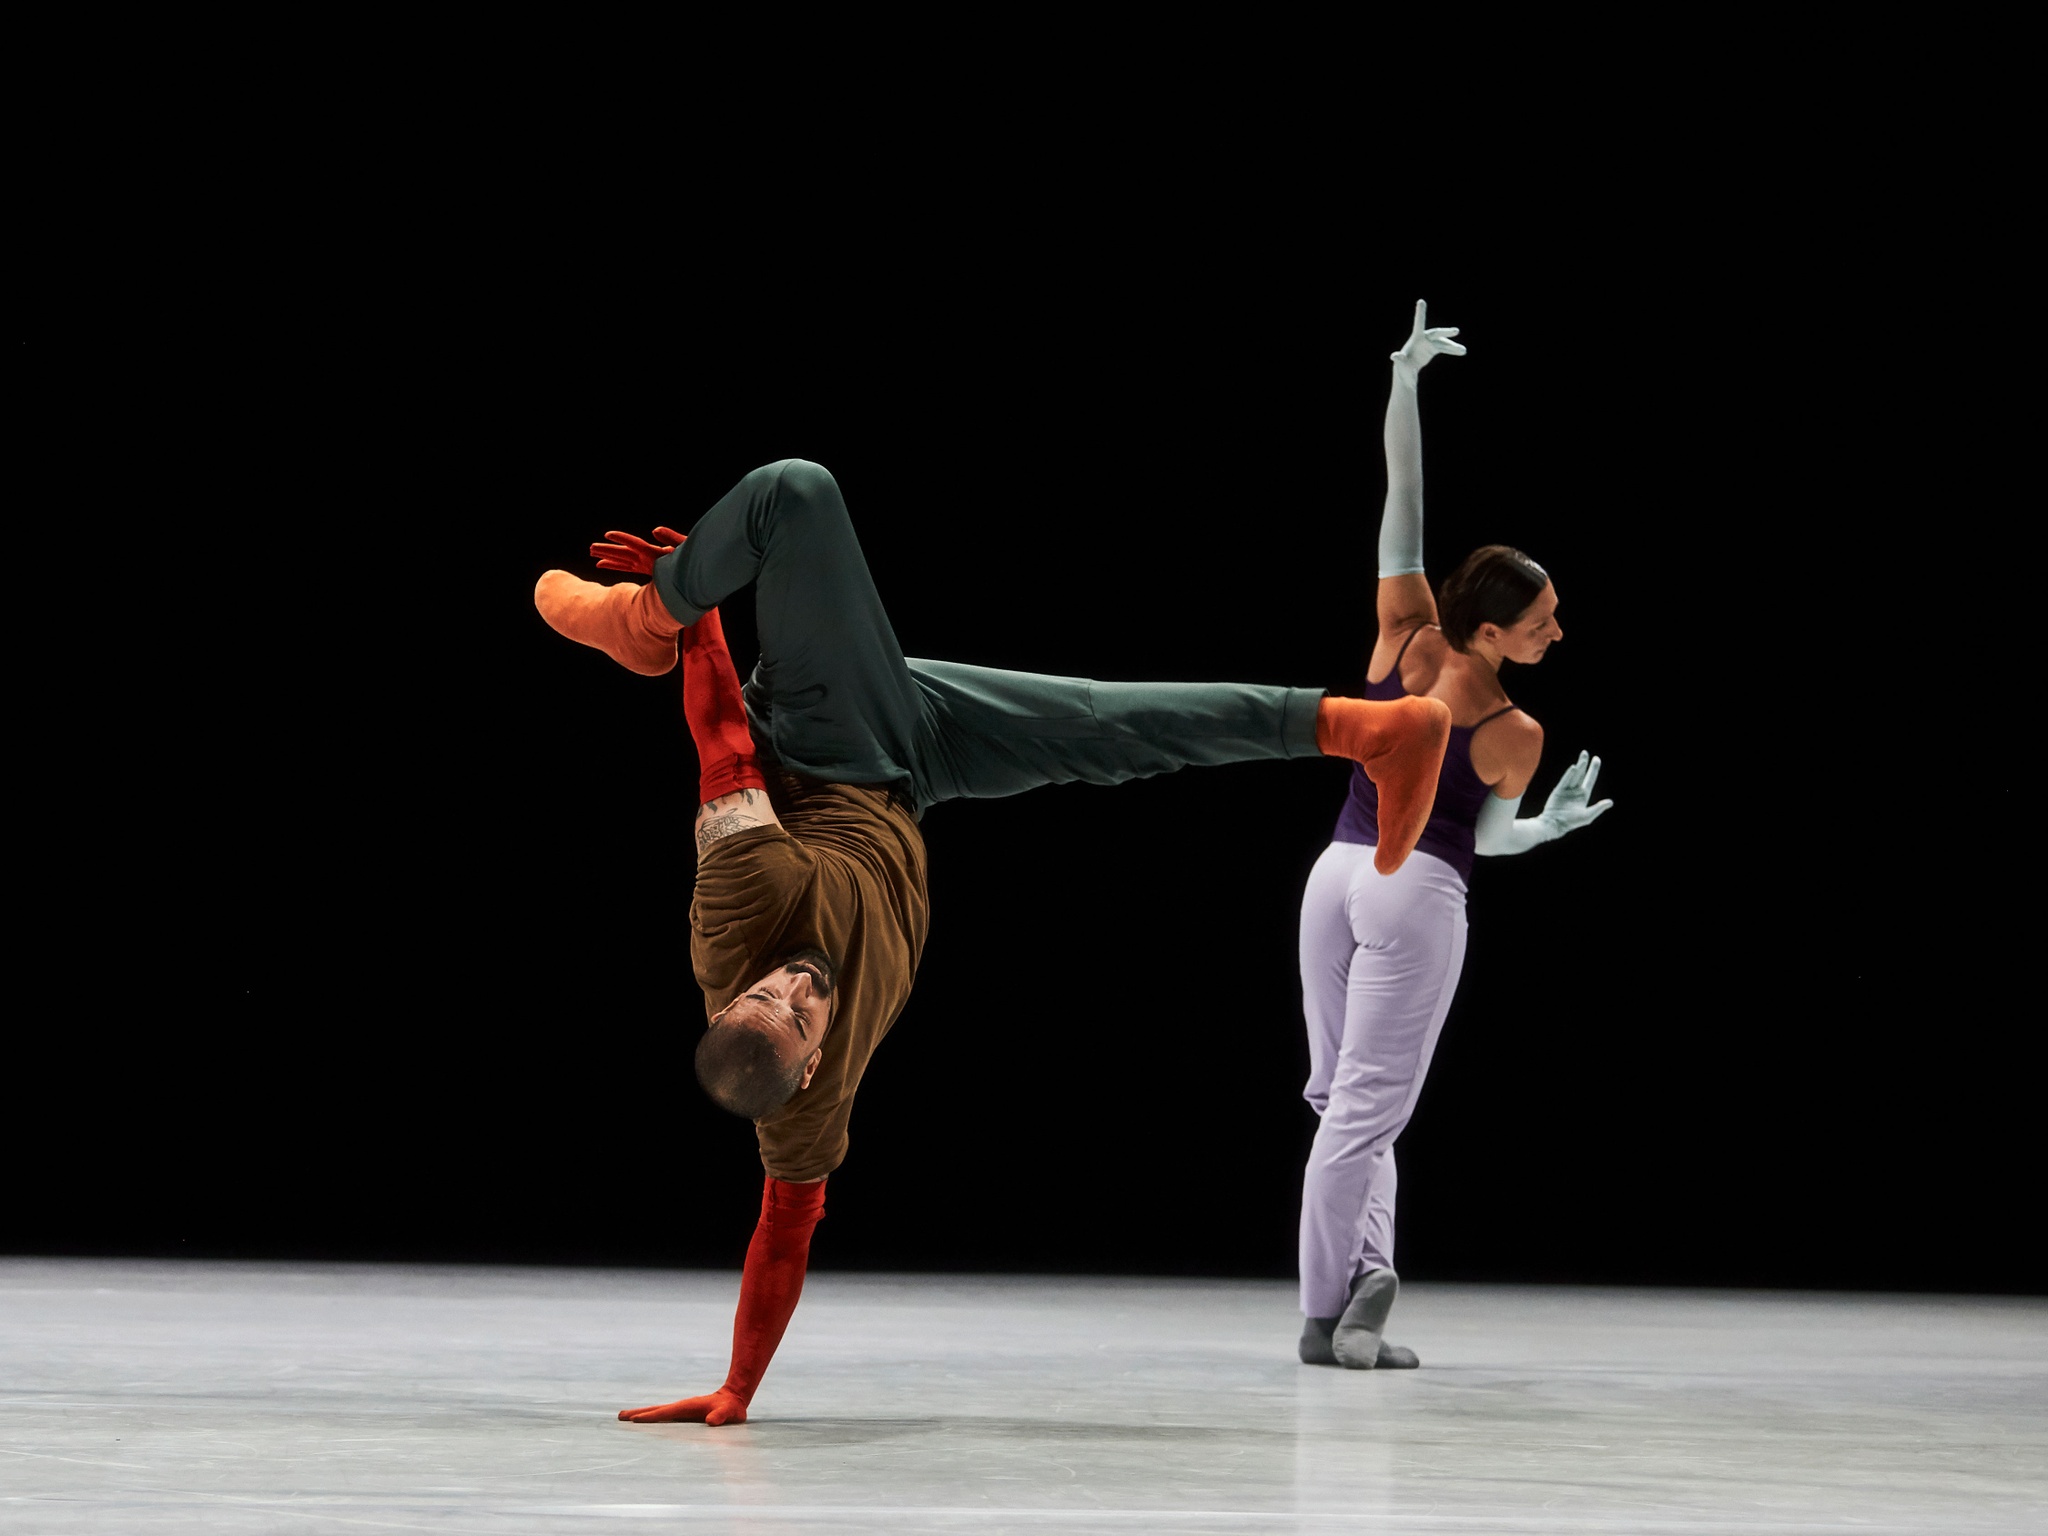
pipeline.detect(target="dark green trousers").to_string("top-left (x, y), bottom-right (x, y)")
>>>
top-left (654, 460), bottom-right (1324, 814)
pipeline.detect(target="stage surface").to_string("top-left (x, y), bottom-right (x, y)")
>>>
top-left (3, 1258), bottom-right (2041, 1533)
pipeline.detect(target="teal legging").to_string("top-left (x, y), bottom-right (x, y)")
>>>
top-left (654, 459), bottom-right (1324, 814)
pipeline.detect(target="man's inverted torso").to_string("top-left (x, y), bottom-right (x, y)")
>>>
top-left (691, 770), bottom-right (930, 1180)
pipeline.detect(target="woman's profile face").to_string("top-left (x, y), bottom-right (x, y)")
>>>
top-left (1490, 581), bottom-right (1562, 665)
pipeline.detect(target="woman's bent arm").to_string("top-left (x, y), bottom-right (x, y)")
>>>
top-left (1473, 751), bottom-right (1614, 855)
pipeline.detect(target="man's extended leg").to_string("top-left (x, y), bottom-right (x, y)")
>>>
top-left (905, 659), bottom-right (1447, 870)
top-left (537, 459), bottom-right (1444, 856)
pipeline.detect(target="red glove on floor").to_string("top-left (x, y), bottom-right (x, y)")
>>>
top-left (618, 1176), bottom-right (828, 1426)
top-left (682, 606), bottom-right (769, 805)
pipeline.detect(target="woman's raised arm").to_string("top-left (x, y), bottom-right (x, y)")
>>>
top-left (1375, 300), bottom-right (1466, 640)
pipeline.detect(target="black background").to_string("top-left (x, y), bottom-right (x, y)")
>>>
top-left (15, 147), bottom-right (2038, 1294)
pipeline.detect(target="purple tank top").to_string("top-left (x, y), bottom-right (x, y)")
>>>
top-left (1331, 631), bottom-right (1517, 884)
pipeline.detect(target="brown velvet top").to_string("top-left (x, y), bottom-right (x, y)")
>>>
top-left (689, 770), bottom-right (930, 1182)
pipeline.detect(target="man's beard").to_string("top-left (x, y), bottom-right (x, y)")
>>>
top-left (776, 947), bottom-right (837, 999)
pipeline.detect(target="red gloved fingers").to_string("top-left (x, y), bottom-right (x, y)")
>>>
top-left (617, 1388), bottom-right (747, 1425)
top-left (588, 528), bottom-right (689, 576)
top-left (602, 530), bottom-right (672, 552)
top-left (589, 531), bottom-right (674, 577)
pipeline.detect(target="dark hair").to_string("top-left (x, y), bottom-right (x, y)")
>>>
top-left (1438, 545), bottom-right (1550, 650)
top-left (695, 1022), bottom-right (807, 1121)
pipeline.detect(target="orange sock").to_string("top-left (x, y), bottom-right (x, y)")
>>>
top-left (533, 572), bottom-right (683, 676)
top-left (1316, 696), bottom-right (1451, 875)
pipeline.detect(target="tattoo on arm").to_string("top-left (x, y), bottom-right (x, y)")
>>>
top-left (697, 810), bottom-right (762, 853)
top-left (695, 785), bottom-right (778, 853)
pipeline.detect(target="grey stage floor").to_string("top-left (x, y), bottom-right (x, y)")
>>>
top-left (1, 1259), bottom-right (2042, 1534)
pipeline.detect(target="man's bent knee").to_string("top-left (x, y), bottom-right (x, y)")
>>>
top-left (771, 458), bottom-right (842, 511)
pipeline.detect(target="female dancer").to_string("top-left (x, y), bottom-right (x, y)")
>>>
top-left (1297, 302), bottom-right (1613, 1370)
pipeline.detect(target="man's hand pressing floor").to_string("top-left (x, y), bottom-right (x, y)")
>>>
top-left (619, 1388), bottom-right (748, 1426)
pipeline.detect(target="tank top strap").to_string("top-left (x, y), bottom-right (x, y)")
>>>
top-left (1467, 703), bottom-right (1520, 734)
top-left (1392, 626), bottom-right (1426, 669)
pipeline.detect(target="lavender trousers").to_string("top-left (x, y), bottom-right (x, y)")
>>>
top-left (1297, 840), bottom-right (1469, 1319)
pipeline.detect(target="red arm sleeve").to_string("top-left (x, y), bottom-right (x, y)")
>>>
top-left (718, 1175), bottom-right (827, 1408)
top-left (683, 607), bottom-right (771, 805)
top-left (616, 1175), bottom-right (826, 1426)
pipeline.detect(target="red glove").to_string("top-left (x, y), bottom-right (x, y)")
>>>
top-left (683, 607), bottom-right (769, 804)
top-left (619, 1177), bottom-right (827, 1426)
top-left (613, 1384), bottom-right (749, 1426)
top-left (591, 525), bottom-right (689, 576)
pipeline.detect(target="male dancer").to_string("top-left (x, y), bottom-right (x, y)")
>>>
top-left (534, 459), bottom-right (1450, 1425)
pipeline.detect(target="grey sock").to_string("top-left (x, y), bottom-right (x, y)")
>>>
top-left (1303, 1311), bottom-right (1420, 1368)
top-left (1375, 1339), bottom-right (1420, 1369)
top-left (1298, 1314), bottom-right (1340, 1365)
top-left (1332, 1268), bottom-right (1399, 1370)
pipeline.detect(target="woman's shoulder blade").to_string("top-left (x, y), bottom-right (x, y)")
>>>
top-left (1366, 622), bottom-right (1444, 687)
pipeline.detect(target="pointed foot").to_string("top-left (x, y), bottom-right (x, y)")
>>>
top-left (535, 570), bottom-right (680, 676)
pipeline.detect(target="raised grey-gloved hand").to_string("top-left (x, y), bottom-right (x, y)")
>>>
top-left (1390, 297), bottom-right (1467, 373)
top-left (1379, 299), bottom-right (1467, 579)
